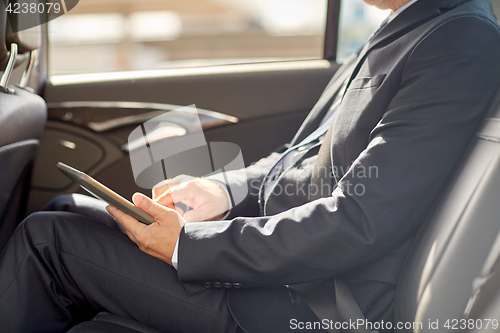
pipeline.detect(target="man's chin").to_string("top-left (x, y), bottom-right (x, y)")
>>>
top-left (362, 0), bottom-right (408, 11)
top-left (362, 0), bottom-right (391, 10)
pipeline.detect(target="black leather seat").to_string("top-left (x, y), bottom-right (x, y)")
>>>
top-left (0, 1), bottom-right (47, 250)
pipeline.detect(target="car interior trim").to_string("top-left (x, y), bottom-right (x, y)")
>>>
top-left (324, 0), bottom-right (341, 60)
top-left (47, 101), bottom-right (239, 133)
top-left (48, 59), bottom-right (333, 86)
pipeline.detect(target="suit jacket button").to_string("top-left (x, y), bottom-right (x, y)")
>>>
top-left (233, 283), bottom-right (242, 288)
top-left (202, 282), bottom-right (212, 288)
top-left (213, 282), bottom-right (222, 288)
top-left (223, 283), bottom-right (232, 288)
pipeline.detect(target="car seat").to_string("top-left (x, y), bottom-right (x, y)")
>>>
top-left (0, 0), bottom-right (47, 250)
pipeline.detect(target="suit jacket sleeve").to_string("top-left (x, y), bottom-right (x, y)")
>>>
top-left (178, 16), bottom-right (500, 291)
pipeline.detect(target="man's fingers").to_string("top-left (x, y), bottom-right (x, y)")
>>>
top-left (155, 184), bottom-right (191, 208)
top-left (152, 180), bottom-right (169, 200)
top-left (152, 175), bottom-right (195, 200)
top-left (154, 189), bottom-right (176, 210)
top-left (174, 206), bottom-right (185, 216)
top-left (106, 205), bottom-right (144, 241)
top-left (133, 193), bottom-right (183, 226)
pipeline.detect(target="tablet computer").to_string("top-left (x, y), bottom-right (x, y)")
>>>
top-left (57, 162), bottom-right (155, 225)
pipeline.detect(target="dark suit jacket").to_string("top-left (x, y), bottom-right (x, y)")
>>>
top-left (178, 0), bottom-right (500, 330)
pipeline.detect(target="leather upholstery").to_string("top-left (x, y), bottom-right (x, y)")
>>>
top-left (394, 90), bottom-right (500, 331)
top-left (0, 1), bottom-right (47, 249)
top-left (0, 89), bottom-right (46, 250)
top-left (0, 87), bottom-right (46, 147)
top-left (0, 140), bottom-right (39, 250)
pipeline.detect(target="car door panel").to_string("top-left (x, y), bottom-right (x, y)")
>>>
top-left (43, 60), bottom-right (336, 121)
top-left (29, 60), bottom-right (339, 211)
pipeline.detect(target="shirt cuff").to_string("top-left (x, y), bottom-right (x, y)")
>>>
top-left (172, 237), bottom-right (179, 270)
top-left (211, 179), bottom-right (232, 219)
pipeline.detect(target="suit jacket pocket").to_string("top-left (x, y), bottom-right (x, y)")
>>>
top-left (348, 74), bottom-right (386, 90)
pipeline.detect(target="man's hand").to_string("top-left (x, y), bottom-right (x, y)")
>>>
top-left (153, 175), bottom-right (231, 222)
top-left (152, 175), bottom-right (195, 203)
top-left (106, 193), bottom-right (186, 266)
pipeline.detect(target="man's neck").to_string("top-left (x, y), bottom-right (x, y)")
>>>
top-left (363, 0), bottom-right (416, 15)
top-left (390, 0), bottom-right (415, 12)
top-left (389, 0), bottom-right (418, 21)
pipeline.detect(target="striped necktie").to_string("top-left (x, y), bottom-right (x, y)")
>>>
top-left (368, 17), bottom-right (389, 42)
top-left (357, 17), bottom-right (390, 57)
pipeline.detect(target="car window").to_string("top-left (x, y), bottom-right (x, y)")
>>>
top-left (48, 0), bottom-right (327, 75)
top-left (337, 0), bottom-right (390, 62)
top-left (492, 0), bottom-right (500, 22)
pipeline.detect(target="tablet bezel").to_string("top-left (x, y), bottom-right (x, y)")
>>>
top-left (57, 162), bottom-right (155, 225)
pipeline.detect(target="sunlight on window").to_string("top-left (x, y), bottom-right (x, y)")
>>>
top-left (49, 14), bottom-right (125, 44)
top-left (49, 0), bottom-right (327, 75)
top-left (337, 0), bottom-right (390, 61)
top-left (128, 11), bottom-right (183, 41)
top-left (261, 1), bottom-right (325, 35)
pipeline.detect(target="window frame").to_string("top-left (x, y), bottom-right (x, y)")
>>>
top-left (324, 0), bottom-right (341, 61)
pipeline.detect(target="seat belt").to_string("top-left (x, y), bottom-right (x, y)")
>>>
top-left (292, 122), bottom-right (370, 331)
top-left (290, 278), bottom-right (373, 333)
top-left (303, 122), bottom-right (376, 332)
top-left (289, 281), bottom-right (340, 333)
top-left (334, 278), bottom-right (374, 333)
top-left (293, 68), bottom-right (374, 332)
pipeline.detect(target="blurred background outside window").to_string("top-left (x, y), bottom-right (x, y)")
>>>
top-left (338, 0), bottom-right (389, 60)
top-left (48, 0), bottom-right (389, 75)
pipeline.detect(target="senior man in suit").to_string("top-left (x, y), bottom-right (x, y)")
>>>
top-left (1, 0), bottom-right (500, 332)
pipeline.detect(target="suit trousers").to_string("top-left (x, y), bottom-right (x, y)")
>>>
top-left (0, 194), bottom-right (240, 333)
top-left (0, 194), bottom-right (329, 333)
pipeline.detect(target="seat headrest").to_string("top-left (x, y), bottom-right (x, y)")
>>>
top-left (0, 0), bottom-right (43, 92)
top-left (0, 0), bottom-right (42, 69)
top-left (6, 14), bottom-right (42, 54)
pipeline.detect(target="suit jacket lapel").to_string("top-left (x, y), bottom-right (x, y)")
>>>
top-left (291, 0), bottom-right (440, 146)
top-left (295, 0), bottom-right (468, 146)
top-left (343, 0), bottom-right (443, 98)
top-left (270, 0), bottom-right (470, 213)
top-left (291, 54), bottom-right (358, 146)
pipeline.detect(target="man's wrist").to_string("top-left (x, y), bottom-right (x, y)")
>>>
top-left (212, 180), bottom-right (233, 209)
top-left (209, 179), bottom-right (232, 218)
